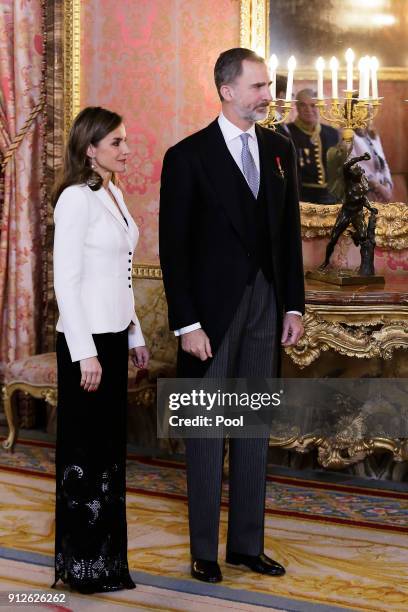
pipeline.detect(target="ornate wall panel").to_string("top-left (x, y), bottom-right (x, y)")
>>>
top-left (43, 0), bottom-right (239, 350)
top-left (80, 0), bottom-right (240, 262)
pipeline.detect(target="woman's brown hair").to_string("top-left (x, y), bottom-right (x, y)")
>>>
top-left (52, 106), bottom-right (122, 206)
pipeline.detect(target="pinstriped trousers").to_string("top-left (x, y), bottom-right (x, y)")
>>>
top-left (185, 270), bottom-right (278, 560)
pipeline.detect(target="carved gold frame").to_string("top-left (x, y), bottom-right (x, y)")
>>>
top-left (240, 0), bottom-right (408, 79)
top-left (63, 0), bottom-right (81, 139)
top-left (240, 0), bottom-right (408, 243)
top-left (42, 0), bottom-right (82, 353)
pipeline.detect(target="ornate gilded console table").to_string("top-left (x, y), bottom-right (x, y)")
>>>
top-left (277, 275), bottom-right (408, 469)
top-left (286, 275), bottom-right (408, 368)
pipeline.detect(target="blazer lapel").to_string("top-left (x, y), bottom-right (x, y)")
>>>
top-left (94, 185), bottom-right (129, 232)
top-left (256, 124), bottom-right (286, 236)
top-left (200, 120), bottom-right (249, 249)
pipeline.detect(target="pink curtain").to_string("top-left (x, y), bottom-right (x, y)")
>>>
top-left (0, 1), bottom-right (45, 379)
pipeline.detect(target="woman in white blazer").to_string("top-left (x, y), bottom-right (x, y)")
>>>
top-left (52, 107), bottom-right (149, 594)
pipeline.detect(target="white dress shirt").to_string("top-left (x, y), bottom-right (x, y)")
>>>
top-left (174, 113), bottom-right (300, 337)
top-left (218, 111), bottom-right (260, 174)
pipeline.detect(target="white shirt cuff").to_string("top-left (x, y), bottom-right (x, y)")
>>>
top-left (174, 322), bottom-right (202, 336)
top-left (128, 320), bottom-right (145, 348)
top-left (174, 313), bottom-right (301, 337)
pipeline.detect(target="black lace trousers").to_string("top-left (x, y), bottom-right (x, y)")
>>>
top-left (54, 330), bottom-right (134, 593)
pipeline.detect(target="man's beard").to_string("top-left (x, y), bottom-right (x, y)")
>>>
top-left (243, 105), bottom-right (269, 122)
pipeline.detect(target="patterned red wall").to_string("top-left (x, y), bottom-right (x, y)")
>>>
top-left (81, 0), bottom-right (240, 262)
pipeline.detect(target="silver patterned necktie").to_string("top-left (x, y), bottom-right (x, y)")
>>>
top-left (240, 132), bottom-right (260, 198)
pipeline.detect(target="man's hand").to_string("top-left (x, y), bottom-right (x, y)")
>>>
top-left (281, 313), bottom-right (304, 347)
top-left (80, 356), bottom-right (102, 392)
top-left (181, 329), bottom-right (213, 361)
top-left (130, 346), bottom-right (150, 369)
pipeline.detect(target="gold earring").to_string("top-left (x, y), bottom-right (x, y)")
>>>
top-left (87, 156), bottom-right (102, 190)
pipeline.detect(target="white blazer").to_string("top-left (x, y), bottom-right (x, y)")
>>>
top-left (53, 181), bottom-right (145, 362)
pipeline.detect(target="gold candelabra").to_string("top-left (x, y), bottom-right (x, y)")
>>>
top-left (315, 90), bottom-right (382, 143)
top-left (259, 99), bottom-right (295, 130)
top-left (260, 93), bottom-right (382, 139)
top-left (261, 50), bottom-right (382, 141)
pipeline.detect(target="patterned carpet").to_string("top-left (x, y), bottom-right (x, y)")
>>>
top-left (0, 437), bottom-right (407, 611)
top-left (1, 438), bottom-right (406, 532)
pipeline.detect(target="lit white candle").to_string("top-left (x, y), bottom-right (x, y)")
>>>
top-left (345, 48), bottom-right (355, 91)
top-left (329, 56), bottom-right (339, 99)
top-left (371, 56), bottom-right (379, 99)
top-left (358, 57), bottom-right (365, 99)
top-left (269, 54), bottom-right (278, 100)
top-left (286, 55), bottom-right (296, 101)
top-left (362, 56), bottom-right (371, 99)
top-left (316, 57), bottom-right (325, 99)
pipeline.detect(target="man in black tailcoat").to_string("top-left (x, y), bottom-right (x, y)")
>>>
top-left (159, 48), bottom-right (305, 584)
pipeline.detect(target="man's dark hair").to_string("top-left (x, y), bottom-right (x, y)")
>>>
top-left (276, 74), bottom-right (287, 99)
top-left (214, 47), bottom-right (265, 101)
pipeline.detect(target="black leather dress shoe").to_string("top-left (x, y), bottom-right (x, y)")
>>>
top-left (226, 552), bottom-right (285, 576)
top-left (191, 558), bottom-right (222, 583)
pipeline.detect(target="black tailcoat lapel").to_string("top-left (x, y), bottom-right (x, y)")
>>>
top-left (255, 124), bottom-right (286, 236)
top-left (199, 120), bottom-right (251, 251)
top-left (159, 117), bottom-right (305, 379)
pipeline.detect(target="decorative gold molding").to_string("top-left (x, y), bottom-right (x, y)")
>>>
top-left (300, 202), bottom-right (346, 240)
top-left (285, 307), bottom-right (408, 368)
top-left (277, 68), bottom-right (408, 82)
top-left (239, 0), bottom-right (266, 57)
top-left (63, 0), bottom-right (80, 140)
top-left (253, 0), bottom-right (267, 58)
top-left (239, 0), bottom-right (251, 49)
top-left (269, 435), bottom-right (408, 469)
top-left (300, 201), bottom-right (408, 248)
top-left (133, 263), bottom-right (162, 280)
top-left (377, 68), bottom-right (408, 81)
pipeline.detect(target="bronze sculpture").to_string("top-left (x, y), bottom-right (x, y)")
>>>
top-left (319, 150), bottom-right (379, 277)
